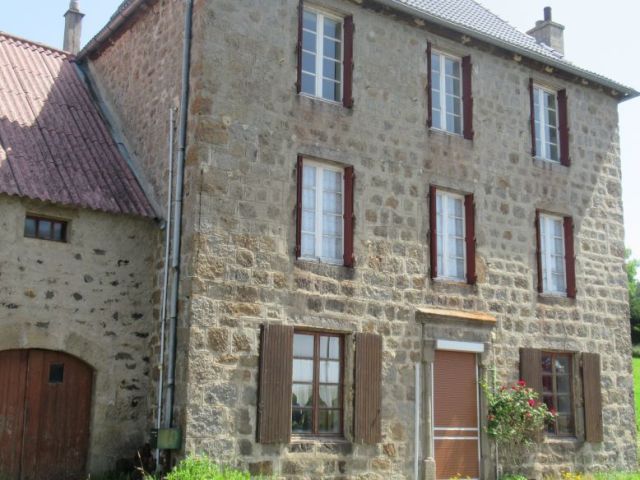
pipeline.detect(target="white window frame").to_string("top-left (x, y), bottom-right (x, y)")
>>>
top-left (431, 50), bottom-right (463, 135)
top-left (540, 213), bottom-right (566, 295)
top-left (300, 159), bottom-right (345, 265)
top-left (533, 84), bottom-right (560, 163)
top-left (436, 190), bottom-right (466, 281)
top-left (301, 7), bottom-right (344, 103)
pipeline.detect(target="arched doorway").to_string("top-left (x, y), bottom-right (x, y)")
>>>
top-left (0, 349), bottom-right (93, 480)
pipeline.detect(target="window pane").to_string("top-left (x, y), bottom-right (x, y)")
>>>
top-left (542, 355), bottom-right (552, 373)
top-left (557, 374), bottom-right (570, 394)
top-left (322, 214), bottom-right (342, 236)
top-left (542, 375), bottom-right (553, 393)
top-left (431, 53), bottom-right (441, 74)
top-left (303, 189), bottom-right (316, 211)
top-left (294, 333), bottom-right (314, 357)
top-left (303, 10), bottom-right (317, 32)
top-left (322, 79), bottom-right (340, 102)
top-left (545, 91), bottom-right (557, 111)
top-left (549, 143), bottom-right (558, 161)
top-left (293, 359), bottom-right (314, 382)
top-left (432, 109), bottom-right (441, 129)
top-left (557, 395), bottom-right (571, 414)
top-left (302, 234), bottom-right (315, 257)
top-left (445, 57), bottom-right (459, 76)
top-left (24, 217), bottom-right (36, 237)
top-left (323, 169), bottom-right (341, 191)
top-left (323, 38), bottom-right (341, 61)
top-left (318, 410), bottom-right (340, 433)
top-left (302, 73), bottom-right (316, 95)
top-left (323, 18), bottom-right (341, 40)
top-left (320, 336), bottom-right (340, 359)
top-left (322, 58), bottom-right (341, 81)
top-left (319, 385), bottom-right (339, 407)
top-left (38, 220), bottom-right (52, 239)
top-left (303, 165), bottom-right (316, 187)
top-left (302, 210), bottom-right (315, 232)
top-left (555, 356), bottom-right (569, 375)
top-left (53, 223), bottom-right (64, 241)
top-left (292, 383), bottom-right (313, 407)
top-left (455, 258), bottom-right (465, 278)
top-left (557, 415), bottom-right (572, 434)
top-left (319, 360), bottom-right (340, 383)
top-left (323, 191), bottom-right (341, 214)
top-left (292, 408), bottom-right (312, 433)
top-left (302, 51), bottom-right (316, 74)
top-left (303, 31), bottom-right (317, 52)
top-left (322, 236), bottom-right (342, 260)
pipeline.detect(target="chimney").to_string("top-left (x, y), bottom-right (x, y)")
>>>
top-left (527, 6), bottom-right (565, 56)
top-left (63, 0), bottom-right (84, 54)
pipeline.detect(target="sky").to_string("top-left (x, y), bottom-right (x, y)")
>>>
top-left (2, 0), bottom-right (639, 259)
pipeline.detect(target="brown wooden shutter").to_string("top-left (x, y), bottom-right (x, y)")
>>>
top-left (462, 55), bottom-right (474, 140)
top-left (464, 193), bottom-right (476, 284)
top-left (295, 156), bottom-right (303, 258)
top-left (582, 352), bottom-right (603, 442)
top-left (429, 185), bottom-right (437, 279)
top-left (519, 348), bottom-right (543, 396)
top-left (564, 216), bottom-right (576, 298)
top-left (529, 78), bottom-right (536, 156)
top-left (426, 42), bottom-right (433, 128)
top-left (343, 15), bottom-right (354, 108)
top-left (343, 166), bottom-right (355, 267)
top-left (557, 89), bottom-right (570, 166)
top-left (535, 210), bottom-right (543, 293)
top-left (296, 0), bottom-right (304, 94)
top-left (354, 333), bottom-right (382, 444)
top-left (257, 324), bottom-right (294, 444)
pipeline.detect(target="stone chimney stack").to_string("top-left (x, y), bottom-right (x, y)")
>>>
top-left (63, 0), bottom-right (84, 54)
top-left (527, 6), bottom-right (565, 56)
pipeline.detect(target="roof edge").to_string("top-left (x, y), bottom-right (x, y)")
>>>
top-left (0, 31), bottom-right (73, 57)
top-left (376, 0), bottom-right (639, 101)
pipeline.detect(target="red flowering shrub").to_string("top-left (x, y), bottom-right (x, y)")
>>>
top-left (483, 380), bottom-right (556, 447)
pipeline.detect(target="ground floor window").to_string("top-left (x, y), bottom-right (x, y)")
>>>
top-left (541, 351), bottom-right (574, 435)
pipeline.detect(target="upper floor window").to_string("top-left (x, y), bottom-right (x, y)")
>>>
top-left (429, 186), bottom-right (476, 284)
top-left (536, 212), bottom-right (576, 297)
top-left (296, 5), bottom-right (354, 107)
top-left (529, 80), bottom-right (570, 166)
top-left (295, 156), bottom-right (355, 267)
top-left (427, 46), bottom-right (473, 139)
top-left (24, 215), bottom-right (67, 242)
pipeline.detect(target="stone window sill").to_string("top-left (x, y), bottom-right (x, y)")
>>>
top-left (294, 258), bottom-right (355, 280)
top-left (532, 156), bottom-right (569, 172)
top-left (537, 293), bottom-right (575, 306)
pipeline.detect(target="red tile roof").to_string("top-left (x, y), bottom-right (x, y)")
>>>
top-left (0, 32), bottom-right (155, 217)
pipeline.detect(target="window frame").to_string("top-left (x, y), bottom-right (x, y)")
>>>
top-left (430, 50), bottom-right (464, 135)
top-left (299, 159), bottom-right (345, 265)
top-left (435, 189), bottom-right (467, 281)
top-left (541, 351), bottom-right (575, 437)
top-left (539, 213), bottom-right (567, 296)
top-left (533, 84), bottom-right (560, 163)
top-left (291, 330), bottom-right (345, 437)
top-left (300, 6), bottom-right (344, 104)
top-left (24, 215), bottom-right (68, 243)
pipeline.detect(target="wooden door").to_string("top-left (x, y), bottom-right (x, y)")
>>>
top-left (0, 350), bottom-right (93, 480)
top-left (433, 350), bottom-right (480, 480)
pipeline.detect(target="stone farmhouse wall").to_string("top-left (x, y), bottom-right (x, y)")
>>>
top-left (87, 0), bottom-right (635, 478)
top-left (0, 195), bottom-right (158, 473)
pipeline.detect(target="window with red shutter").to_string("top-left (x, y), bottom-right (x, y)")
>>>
top-left (343, 166), bottom-right (355, 267)
top-left (428, 50), bottom-right (471, 137)
top-left (537, 211), bottom-right (574, 297)
top-left (462, 56), bottom-right (474, 140)
top-left (564, 216), bottom-right (576, 298)
top-left (464, 194), bottom-right (476, 284)
top-left (558, 89), bottom-right (570, 166)
top-left (343, 15), bottom-right (354, 108)
top-left (426, 42), bottom-right (432, 128)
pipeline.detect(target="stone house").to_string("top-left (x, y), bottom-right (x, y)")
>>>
top-left (1, 0), bottom-right (638, 479)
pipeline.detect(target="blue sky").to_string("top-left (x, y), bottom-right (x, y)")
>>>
top-left (2, 0), bottom-right (639, 264)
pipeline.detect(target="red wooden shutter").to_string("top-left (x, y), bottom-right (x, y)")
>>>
top-left (343, 15), bottom-right (354, 108)
top-left (582, 353), bottom-right (603, 442)
top-left (564, 216), bottom-right (576, 298)
top-left (519, 348), bottom-right (543, 441)
top-left (354, 333), bottom-right (382, 444)
top-left (296, 0), bottom-right (304, 94)
top-left (426, 42), bottom-right (433, 128)
top-left (558, 89), bottom-right (570, 166)
top-left (343, 166), bottom-right (355, 267)
top-left (464, 193), bottom-right (476, 284)
top-left (462, 56), bottom-right (474, 140)
top-left (535, 210), bottom-right (543, 293)
top-left (257, 324), bottom-right (294, 444)
top-left (295, 156), bottom-right (303, 258)
top-left (529, 78), bottom-right (536, 156)
top-left (429, 185), bottom-right (437, 278)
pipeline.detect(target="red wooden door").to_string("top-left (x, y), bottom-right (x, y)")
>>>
top-left (433, 350), bottom-right (480, 480)
top-left (0, 350), bottom-right (93, 480)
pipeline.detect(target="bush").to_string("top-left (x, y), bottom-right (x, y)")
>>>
top-left (144, 456), bottom-right (265, 480)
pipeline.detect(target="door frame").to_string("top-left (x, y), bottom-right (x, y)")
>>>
top-left (431, 340), bottom-right (484, 480)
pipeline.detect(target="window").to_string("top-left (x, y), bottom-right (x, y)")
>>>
top-left (532, 85), bottom-right (559, 161)
top-left (541, 352), bottom-right (574, 435)
top-left (430, 51), bottom-right (462, 134)
top-left (49, 364), bottom-right (64, 384)
top-left (297, 157), bottom-right (355, 266)
top-left (536, 212), bottom-right (575, 297)
top-left (429, 187), bottom-right (476, 283)
top-left (292, 332), bottom-right (343, 435)
top-left (539, 213), bottom-right (565, 294)
top-left (24, 215), bottom-right (67, 242)
top-left (529, 81), bottom-right (569, 165)
top-left (300, 8), bottom-right (343, 102)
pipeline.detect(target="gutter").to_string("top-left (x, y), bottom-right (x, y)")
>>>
top-left (373, 0), bottom-right (639, 102)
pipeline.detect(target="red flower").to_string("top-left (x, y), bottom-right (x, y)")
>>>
top-left (517, 380), bottom-right (527, 387)
top-left (528, 399), bottom-right (536, 407)
top-left (549, 407), bottom-right (557, 416)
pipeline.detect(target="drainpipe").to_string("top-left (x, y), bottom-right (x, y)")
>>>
top-left (163, 0), bottom-right (193, 431)
top-left (155, 107), bottom-right (175, 470)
